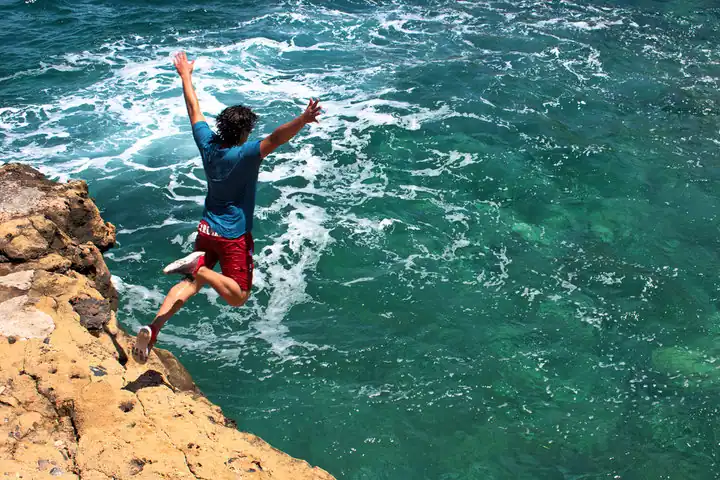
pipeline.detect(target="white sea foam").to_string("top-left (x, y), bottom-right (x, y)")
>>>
top-left (112, 275), bottom-right (166, 320)
top-left (247, 188), bottom-right (334, 357)
top-left (169, 231), bottom-right (198, 253)
top-left (117, 217), bottom-right (192, 235)
top-left (0, 0), bottom-right (666, 364)
top-left (105, 249), bottom-right (145, 263)
top-left (342, 277), bottom-right (375, 286)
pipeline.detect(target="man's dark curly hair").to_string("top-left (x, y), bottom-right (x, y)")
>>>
top-left (214, 105), bottom-right (258, 146)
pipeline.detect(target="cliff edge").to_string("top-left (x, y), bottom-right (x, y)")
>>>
top-left (0, 164), bottom-right (335, 480)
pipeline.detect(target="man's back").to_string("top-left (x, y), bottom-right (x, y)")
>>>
top-left (192, 121), bottom-right (262, 239)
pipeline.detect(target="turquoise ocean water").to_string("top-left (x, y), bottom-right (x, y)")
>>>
top-left (3, 0), bottom-right (720, 477)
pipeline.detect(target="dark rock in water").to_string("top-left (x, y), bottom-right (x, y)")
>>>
top-left (651, 346), bottom-right (719, 390)
top-left (70, 297), bottom-right (111, 332)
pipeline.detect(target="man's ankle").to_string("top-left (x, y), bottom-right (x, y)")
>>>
top-left (192, 256), bottom-right (206, 277)
top-left (148, 323), bottom-right (160, 342)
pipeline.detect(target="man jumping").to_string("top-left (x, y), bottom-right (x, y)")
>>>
top-left (132, 52), bottom-right (322, 362)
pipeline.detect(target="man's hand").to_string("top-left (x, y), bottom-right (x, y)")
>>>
top-left (259, 98), bottom-right (323, 159)
top-left (174, 51), bottom-right (204, 125)
top-left (173, 51), bottom-right (195, 79)
top-left (301, 98), bottom-right (322, 124)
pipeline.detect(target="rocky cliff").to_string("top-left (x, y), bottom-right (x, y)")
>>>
top-left (0, 164), bottom-right (335, 480)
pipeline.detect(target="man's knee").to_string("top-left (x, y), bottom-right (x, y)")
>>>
top-left (228, 298), bottom-right (247, 307)
top-left (227, 291), bottom-right (249, 307)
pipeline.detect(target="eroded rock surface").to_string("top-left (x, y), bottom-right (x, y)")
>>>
top-left (0, 164), bottom-right (335, 480)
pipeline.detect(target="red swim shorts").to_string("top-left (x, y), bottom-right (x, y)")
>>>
top-left (195, 220), bottom-right (254, 291)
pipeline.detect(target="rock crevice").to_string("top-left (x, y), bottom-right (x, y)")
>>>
top-left (0, 164), bottom-right (334, 480)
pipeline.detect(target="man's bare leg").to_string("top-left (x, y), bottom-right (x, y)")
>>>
top-left (150, 277), bottom-right (203, 333)
top-left (132, 252), bottom-right (250, 363)
top-left (132, 267), bottom-right (249, 362)
top-left (195, 266), bottom-right (249, 307)
top-left (132, 278), bottom-right (202, 362)
top-left (148, 267), bottom-right (248, 335)
top-left (160, 250), bottom-right (249, 307)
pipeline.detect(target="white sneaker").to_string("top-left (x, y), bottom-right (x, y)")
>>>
top-left (132, 326), bottom-right (153, 363)
top-left (162, 251), bottom-right (205, 276)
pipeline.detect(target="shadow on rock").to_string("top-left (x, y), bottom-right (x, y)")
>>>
top-left (123, 370), bottom-right (172, 393)
top-left (102, 324), bottom-right (128, 367)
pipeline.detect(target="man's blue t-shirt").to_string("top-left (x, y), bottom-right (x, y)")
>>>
top-left (192, 121), bottom-right (261, 239)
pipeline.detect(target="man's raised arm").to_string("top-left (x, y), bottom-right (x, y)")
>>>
top-left (260, 98), bottom-right (322, 158)
top-left (173, 52), bottom-right (205, 126)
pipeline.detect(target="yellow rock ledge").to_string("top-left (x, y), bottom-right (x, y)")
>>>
top-left (0, 164), bottom-right (335, 480)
